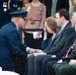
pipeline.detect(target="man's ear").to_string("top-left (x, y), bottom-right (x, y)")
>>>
top-left (61, 16), bottom-right (65, 20)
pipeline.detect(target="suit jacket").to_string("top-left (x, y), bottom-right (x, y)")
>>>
top-left (60, 34), bottom-right (76, 63)
top-left (62, 34), bottom-right (76, 61)
top-left (40, 0), bottom-right (69, 17)
top-left (43, 22), bottom-right (75, 59)
top-left (0, 22), bottom-right (27, 71)
top-left (41, 38), bottom-right (52, 50)
top-left (56, 31), bottom-right (76, 59)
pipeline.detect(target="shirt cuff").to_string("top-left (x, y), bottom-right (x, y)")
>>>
top-left (51, 55), bottom-right (56, 57)
top-left (26, 47), bottom-right (30, 52)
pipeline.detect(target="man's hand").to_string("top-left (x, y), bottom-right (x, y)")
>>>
top-left (69, 59), bottom-right (76, 65)
top-left (29, 48), bottom-right (43, 53)
top-left (35, 49), bottom-right (44, 53)
top-left (29, 48), bottom-right (36, 53)
top-left (70, 0), bottom-right (76, 9)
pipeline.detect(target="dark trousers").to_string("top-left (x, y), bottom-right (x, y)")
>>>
top-left (42, 58), bottom-right (58, 75)
top-left (28, 54), bottom-right (59, 75)
top-left (55, 63), bottom-right (76, 75)
top-left (24, 32), bottom-right (43, 49)
top-left (46, 61), bottom-right (57, 75)
top-left (14, 59), bottom-right (26, 75)
top-left (28, 55), bottom-right (51, 75)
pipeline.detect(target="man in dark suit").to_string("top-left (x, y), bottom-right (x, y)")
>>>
top-left (54, 12), bottom-right (76, 75)
top-left (0, 10), bottom-right (36, 75)
top-left (40, 0), bottom-right (69, 17)
top-left (0, 0), bottom-right (18, 29)
top-left (27, 9), bottom-right (75, 75)
top-left (46, 33), bottom-right (76, 75)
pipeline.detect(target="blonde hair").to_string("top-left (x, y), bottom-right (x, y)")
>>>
top-left (45, 17), bottom-right (58, 33)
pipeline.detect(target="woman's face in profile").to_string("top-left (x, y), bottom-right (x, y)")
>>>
top-left (44, 22), bottom-right (54, 34)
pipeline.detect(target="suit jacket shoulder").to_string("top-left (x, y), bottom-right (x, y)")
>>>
top-left (44, 22), bottom-right (75, 55)
top-left (0, 22), bottom-right (17, 35)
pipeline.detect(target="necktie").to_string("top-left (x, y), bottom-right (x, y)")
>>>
top-left (51, 0), bottom-right (57, 16)
top-left (65, 40), bottom-right (76, 57)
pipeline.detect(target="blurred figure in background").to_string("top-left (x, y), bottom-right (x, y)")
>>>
top-left (0, 0), bottom-right (17, 29)
top-left (40, 0), bottom-right (69, 17)
top-left (22, 0), bottom-right (32, 10)
top-left (69, 0), bottom-right (76, 18)
top-left (23, 0), bottom-right (46, 49)
top-left (17, 0), bottom-right (23, 10)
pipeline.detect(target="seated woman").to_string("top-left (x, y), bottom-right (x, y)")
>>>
top-left (27, 17), bottom-right (59, 75)
top-left (41, 17), bottom-right (59, 49)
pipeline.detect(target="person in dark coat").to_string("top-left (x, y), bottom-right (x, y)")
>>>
top-left (0, 0), bottom-right (17, 28)
top-left (0, 10), bottom-right (36, 74)
top-left (54, 11), bottom-right (76, 75)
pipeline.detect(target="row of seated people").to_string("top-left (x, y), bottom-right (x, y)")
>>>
top-left (10, 8), bottom-right (76, 75)
top-left (26, 9), bottom-right (76, 75)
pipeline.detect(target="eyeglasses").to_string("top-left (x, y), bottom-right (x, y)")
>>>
top-left (20, 16), bottom-right (27, 21)
top-left (22, 17), bottom-right (27, 21)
